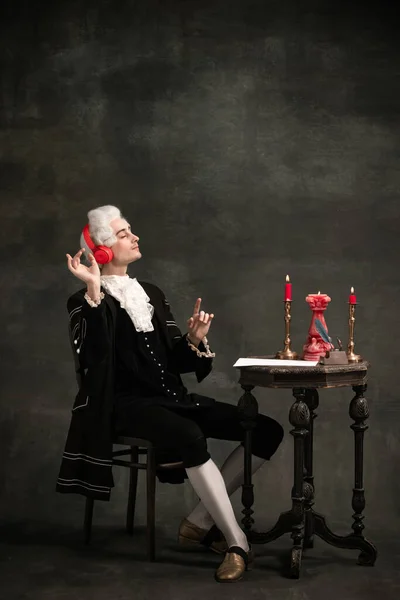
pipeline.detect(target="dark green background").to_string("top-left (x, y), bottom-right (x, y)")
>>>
top-left (0, 0), bottom-right (398, 535)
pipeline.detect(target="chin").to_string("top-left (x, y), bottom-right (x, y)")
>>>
top-left (130, 251), bottom-right (142, 263)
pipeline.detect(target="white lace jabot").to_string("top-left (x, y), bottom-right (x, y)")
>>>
top-left (100, 275), bottom-right (154, 333)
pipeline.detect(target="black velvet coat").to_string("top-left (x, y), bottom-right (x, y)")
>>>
top-left (56, 282), bottom-right (213, 501)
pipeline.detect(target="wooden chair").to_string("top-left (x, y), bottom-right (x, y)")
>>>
top-left (84, 437), bottom-right (183, 561)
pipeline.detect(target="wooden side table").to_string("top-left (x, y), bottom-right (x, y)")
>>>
top-left (236, 360), bottom-right (378, 578)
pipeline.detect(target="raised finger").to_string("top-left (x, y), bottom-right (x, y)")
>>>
top-left (203, 313), bottom-right (210, 324)
top-left (72, 248), bottom-right (85, 268)
top-left (73, 248), bottom-right (85, 260)
top-left (72, 256), bottom-right (80, 270)
top-left (66, 254), bottom-right (74, 271)
top-left (193, 297), bottom-right (201, 316)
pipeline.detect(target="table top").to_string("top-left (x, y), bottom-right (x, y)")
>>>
top-left (237, 360), bottom-right (369, 389)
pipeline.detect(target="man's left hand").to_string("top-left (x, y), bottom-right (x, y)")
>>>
top-left (187, 298), bottom-right (214, 347)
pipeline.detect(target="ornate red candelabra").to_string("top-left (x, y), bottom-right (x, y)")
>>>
top-left (303, 292), bottom-right (332, 361)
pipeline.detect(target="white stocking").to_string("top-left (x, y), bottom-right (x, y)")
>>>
top-left (185, 458), bottom-right (249, 551)
top-left (187, 444), bottom-right (265, 531)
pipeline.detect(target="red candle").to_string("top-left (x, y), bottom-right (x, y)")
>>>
top-left (349, 286), bottom-right (357, 304)
top-left (285, 274), bottom-right (292, 301)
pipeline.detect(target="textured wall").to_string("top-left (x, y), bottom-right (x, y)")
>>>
top-left (0, 0), bottom-right (399, 535)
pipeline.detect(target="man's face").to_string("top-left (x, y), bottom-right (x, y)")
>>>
top-left (109, 217), bottom-right (142, 265)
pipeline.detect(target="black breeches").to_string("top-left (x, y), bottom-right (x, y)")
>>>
top-left (114, 400), bottom-right (284, 469)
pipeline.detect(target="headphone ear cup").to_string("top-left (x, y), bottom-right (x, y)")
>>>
top-left (81, 225), bottom-right (113, 264)
top-left (94, 246), bottom-right (114, 265)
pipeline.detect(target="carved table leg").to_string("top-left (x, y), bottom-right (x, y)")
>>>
top-left (238, 384), bottom-right (258, 536)
top-left (349, 384), bottom-right (377, 565)
top-left (288, 388), bottom-right (310, 578)
top-left (313, 384), bottom-right (377, 566)
top-left (303, 389), bottom-right (319, 550)
top-left (247, 387), bottom-right (310, 578)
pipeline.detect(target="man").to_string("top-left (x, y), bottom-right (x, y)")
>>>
top-left (57, 205), bottom-right (284, 582)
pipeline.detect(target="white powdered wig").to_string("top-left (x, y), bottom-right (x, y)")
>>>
top-left (79, 205), bottom-right (122, 265)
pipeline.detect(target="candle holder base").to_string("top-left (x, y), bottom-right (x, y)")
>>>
top-left (275, 349), bottom-right (299, 360)
top-left (346, 351), bottom-right (363, 363)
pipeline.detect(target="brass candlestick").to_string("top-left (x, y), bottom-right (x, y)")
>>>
top-left (346, 302), bottom-right (362, 363)
top-left (276, 300), bottom-right (299, 360)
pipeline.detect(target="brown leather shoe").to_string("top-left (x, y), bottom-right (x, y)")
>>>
top-left (215, 546), bottom-right (253, 583)
top-left (178, 518), bottom-right (228, 554)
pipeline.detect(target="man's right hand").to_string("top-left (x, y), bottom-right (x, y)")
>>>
top-left (66, 248), bottom-right (101, 288)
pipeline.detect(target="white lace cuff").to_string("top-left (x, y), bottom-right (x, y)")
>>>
top-left (84, 291), bottom-right (105, 308)
top-left (186, 335), bottom-right (215, 358)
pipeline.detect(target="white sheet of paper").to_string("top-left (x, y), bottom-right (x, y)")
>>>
top-left (233, 358), bottom-right (319, 368)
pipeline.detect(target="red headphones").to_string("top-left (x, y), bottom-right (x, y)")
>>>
top-left (82, 224), bottom-right (114, 265)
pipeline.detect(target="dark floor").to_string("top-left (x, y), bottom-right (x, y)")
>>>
top-left (1, 521), bottom-right (399, 600)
